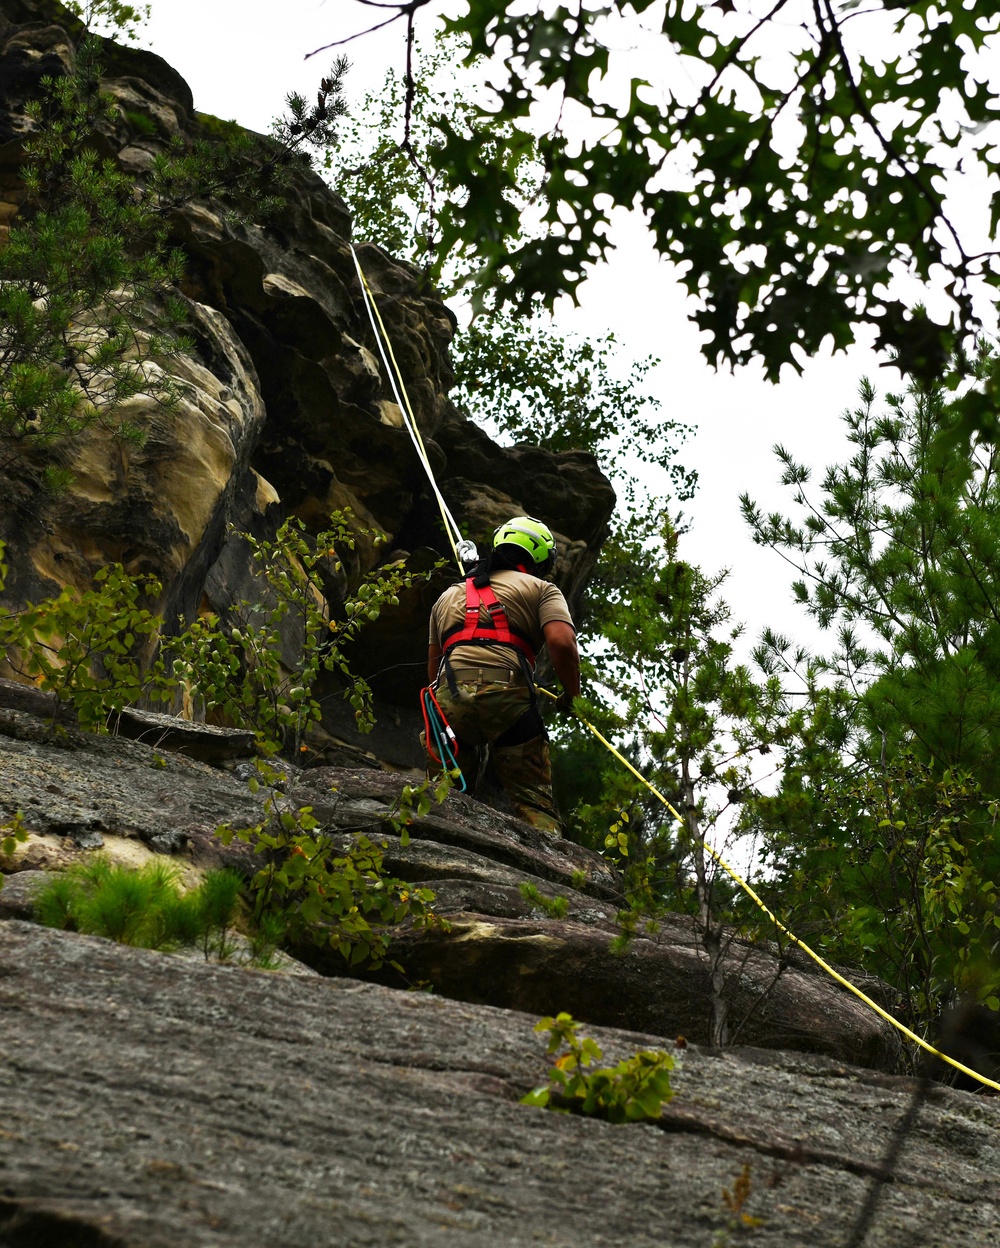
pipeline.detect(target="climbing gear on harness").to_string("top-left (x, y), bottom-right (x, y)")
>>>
top-left (420, 685), bottom-right (467, 792)
top-left (427, 677), bottom-right (557, 830)
top-left (493, 516), bottom-right (555, 574)
top-left (350, 244), bottom-right (477, 575)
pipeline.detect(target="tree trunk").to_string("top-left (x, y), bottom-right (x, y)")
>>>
top-left (684, 759), bottom-right (729, 1047)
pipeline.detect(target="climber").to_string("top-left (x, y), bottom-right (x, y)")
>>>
top-left (425, 515), bottom-right (580, 836)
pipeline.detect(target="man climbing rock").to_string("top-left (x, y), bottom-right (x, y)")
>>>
top-left (426, 516), bottom-right (580, 835)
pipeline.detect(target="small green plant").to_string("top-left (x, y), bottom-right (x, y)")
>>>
top-left (521, 1012), bottom-right (675, 1123)
top-left (192, 866), bottom-right (243, 960)
top-left (165, 515), bottom-right (428, 757)
top-left (390, 775), bottom-right (454, 847)
top-left (124, 109), bottom-right (158, 137)
top-left (0, 560), bottom-right (170, 731)
top-left (217, 767), bottom-right (450, 971)
top-left (0, 812), bottom-right (30, 895)
top-left (245, 910), bottom-right (289, 970)
top-left (33, 858), bottom-right (246, 956)
top-left (1, 811), bottom-right (29, 859)
top-left (570, 868), bottom-right (588, 891)
top-left (604, 810), bottom-right (630, 857)
top-left (519, 881), bottom-right (569, 920)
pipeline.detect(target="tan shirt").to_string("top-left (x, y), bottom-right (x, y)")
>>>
top-left (429, 569), bottom-right (575, 670)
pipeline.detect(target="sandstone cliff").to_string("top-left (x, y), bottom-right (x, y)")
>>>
top-left (0, 0), bottom-right (614, 770)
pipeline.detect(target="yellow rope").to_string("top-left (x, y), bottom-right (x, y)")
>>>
top-left (538, 687), bottom-right (1000, 1092)
top-left (349, 250), bottom-right (996, 1089)
top-left (350, 247), bottom-right (464, 574)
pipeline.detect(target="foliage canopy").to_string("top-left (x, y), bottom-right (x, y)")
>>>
top-left (740, 366), bottom-right (1000, 1038)
top-left (339, 0), bottom-right (1000, 383)
top-left (334, 35), bottom-right (694, 512)
top-left (744, 354), bottom-right (1000, 787)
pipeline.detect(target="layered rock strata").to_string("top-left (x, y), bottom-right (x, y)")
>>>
top-left (0, 697), bottom-right (900, 1066)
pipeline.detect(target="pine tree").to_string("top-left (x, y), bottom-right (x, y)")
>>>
top-left (742, 357), bottom-right (1000, 1038)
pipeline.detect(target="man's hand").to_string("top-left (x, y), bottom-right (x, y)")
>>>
top-left (555, 689), bottom-right (577, 715)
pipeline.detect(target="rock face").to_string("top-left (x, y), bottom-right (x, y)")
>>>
top-left (3, 15), bottom-right (980, 1243)
top-left (0, 700), bottom-right (267, 864)
top-left (0, 696), bottom-right (901, 1066)
top-left (0, 0), bottom-right (615, 768)
top-left (3, 921), bottom-right (999, 1248)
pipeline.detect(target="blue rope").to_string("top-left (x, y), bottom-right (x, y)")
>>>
top-left (421, 689), bottom-right (467, 793)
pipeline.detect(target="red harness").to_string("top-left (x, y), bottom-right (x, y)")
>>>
top-left (440, 577), bottom-right (537, 668)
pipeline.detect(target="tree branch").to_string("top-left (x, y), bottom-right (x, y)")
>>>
top-left (305, 0), bottom-right (432, 60)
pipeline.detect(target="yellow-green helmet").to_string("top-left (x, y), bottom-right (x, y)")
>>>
top-left (493, 515), bottom-right (556, 572)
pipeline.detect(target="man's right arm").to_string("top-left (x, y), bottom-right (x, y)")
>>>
top-left (542, 620), bottom-right (580, 702)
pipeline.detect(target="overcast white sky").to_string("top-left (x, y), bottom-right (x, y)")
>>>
top-left (133, 0), bottom-right (996, 662)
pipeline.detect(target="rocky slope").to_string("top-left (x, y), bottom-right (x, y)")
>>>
top-left (3, 919), bottom-right (999, 1248)
top-left (0, 688), bottom-right (900, 1066)
top-left (3, 9), bottom-right (995, 1245)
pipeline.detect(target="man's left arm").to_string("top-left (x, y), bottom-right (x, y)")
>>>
top-left (427, 643), bottom-right (442, 685)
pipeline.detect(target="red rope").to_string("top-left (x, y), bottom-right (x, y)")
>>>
top-left (420, 685), bottom-right (458, 765)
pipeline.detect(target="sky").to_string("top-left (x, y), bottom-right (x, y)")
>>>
top-left (131, 0), bottom-right (987, 663)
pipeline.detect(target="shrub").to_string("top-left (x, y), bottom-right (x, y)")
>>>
top-left (521, 1012), bottom-right (676, 1123)
top-left (0, 560), bottom-right (169, 731)
top-left (164, 515), bottom-right (427, 757)
top-left (0, 511), bottom-right (431, 753)
top-left (218, 771), bottom-right (450, 972)
top-left (34, 858), bottom-right (246, 957)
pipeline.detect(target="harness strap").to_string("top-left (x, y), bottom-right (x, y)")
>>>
top-left (441, 578), bottom-right (537, 665)
top-left (439, 577), bottom-right (539, 706)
